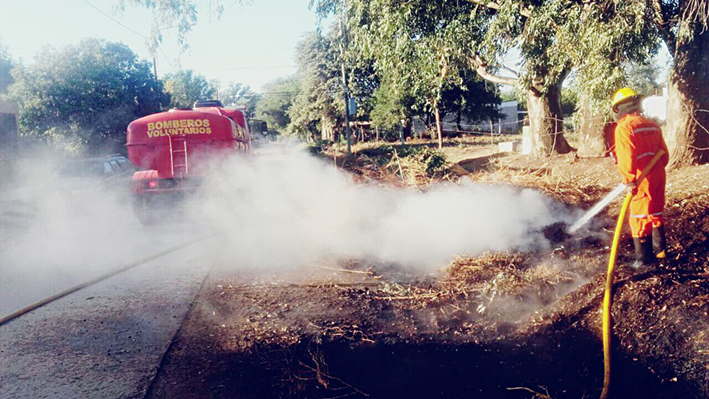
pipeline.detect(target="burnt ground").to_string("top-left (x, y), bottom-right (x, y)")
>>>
top-left (145, 148), bottom-right (709, 399)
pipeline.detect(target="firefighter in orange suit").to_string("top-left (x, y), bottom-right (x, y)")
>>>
top-left (611, 87), bottom-right (669, 268)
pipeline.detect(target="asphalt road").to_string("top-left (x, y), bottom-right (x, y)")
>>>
top-left (0, 140), bottom-right (292, 398)
top-left (0, 235), bottom-right (219, 399)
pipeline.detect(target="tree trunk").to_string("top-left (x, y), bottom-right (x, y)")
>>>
top-left (402, 117), bottom-right (412, 140)
top-left (575, 94), bottom-right (608, 157)
top-left (320, 114), bottom-right (339, 143)
top-left (434, 106), bottom-right (443, 149)
top-left (664, 29), bottom-right (709, 166)
top-left (428, 114), bottom-right (436, 140)
top-left (525, 84), bottom-right (574, 156)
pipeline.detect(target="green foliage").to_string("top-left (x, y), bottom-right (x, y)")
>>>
top-left (344, 0), bottom-right (500, 132)
top-left (255, 76), bottom-right (300, 131)
top-left (345, 52), bottom-right (379, 122)
top-left (560, 88), bottom-right (578, 117)
top-left (624, 62), bottom-right (662, 96)
top-left (116, 0), bottom-right (205, 54)
top-left (162, 69), bottom-right (217, 108)
top-left (7, 38), bottom-right (168, 154)
top-left (662, 1), bottom-right (709, 47)
top-left (415, 147), bottom-right (447, 176)
top-left (286, 26), bottom-right (378, 141)
top-left (370, 77), bottom-right (414, 130)
top-left (120, 0), bottom-right (683, 152)
top-left (439, 69), bottom-right (501, 123)
top-left (0, 40), bottom-right (13, 94)
top-left (500, 89), bottom-right (527, 110)
top-left (287, 30), bottom-right (342, 140)
top-left (356, 144), bottom-right (448, 176)
top-left (219, 82), bottom-right (259, 110)
top-left (562, 1), bottom-right (659, 114)
top-left (499, 90), bottom-right (517, 104)
top-left (354, 0), bottom-right (483, 108)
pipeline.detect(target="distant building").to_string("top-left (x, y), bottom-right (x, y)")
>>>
top-left (407, 100), bottom-right (522, 138)
top-left (462, 100), bottom-right (520, 135)
top-left (495, 101), bottom-right (521, 134)
top-left (429, 100), bottom-right (521, 135)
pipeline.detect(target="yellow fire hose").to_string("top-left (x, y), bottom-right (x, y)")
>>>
top-left (600, 150), bottom-right (665, 399)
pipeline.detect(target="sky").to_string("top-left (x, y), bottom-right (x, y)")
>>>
top-left (0, 0), bottom-right (672, 95)
top-left (0, 0), bottom-right (320, 92)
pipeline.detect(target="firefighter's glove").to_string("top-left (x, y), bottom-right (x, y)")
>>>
top-left (625, 181), bottom-right (638, 195)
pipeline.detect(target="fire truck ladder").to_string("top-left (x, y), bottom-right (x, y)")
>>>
top-left (169, 135), bottom-right (189, 179)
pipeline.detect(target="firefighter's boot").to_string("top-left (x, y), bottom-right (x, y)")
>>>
top-left (631, 236), bottom-right (655, 269)
top-left (653, 225), bottom-right (667, 260)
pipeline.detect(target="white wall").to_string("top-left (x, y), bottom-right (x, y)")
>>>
top-left (642, 88), bottom-right (668, 122)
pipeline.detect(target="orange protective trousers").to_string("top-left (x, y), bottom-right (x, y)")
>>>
top-left (613, 113), bottom-right (669, 238)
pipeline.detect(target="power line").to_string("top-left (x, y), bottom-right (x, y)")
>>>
top-left (81, 0), bottom-right (176, 73)
top-left (158, 47), bottom-right (175, 69)
top-left (82, 0), bottom-right (148, 40)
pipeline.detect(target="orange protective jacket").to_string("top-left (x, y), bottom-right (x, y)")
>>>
top-left (613, 113), bottom-right (669, 237)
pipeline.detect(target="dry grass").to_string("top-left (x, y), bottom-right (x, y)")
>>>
top-left (462, 153), bottom-right (619, 207)
top-left (332, 146), bottom-right (459, 188)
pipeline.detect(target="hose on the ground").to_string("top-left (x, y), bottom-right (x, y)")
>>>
top-left (599, 192), bottom-right (631, 399)
top-left (600, 150), bottom-right (665, 399)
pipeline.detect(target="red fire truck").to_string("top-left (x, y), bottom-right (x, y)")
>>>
top-left (126, 105), bottom-right (251, 224)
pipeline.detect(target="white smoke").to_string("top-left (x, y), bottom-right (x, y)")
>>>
top-left (0, 143), bottom-right (573, 317)
top-left (191, 145), bottom-right (570, 270)
top-left (0, 151), bottom-right (205, 316)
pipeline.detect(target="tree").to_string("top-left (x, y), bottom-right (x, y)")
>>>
top-left (625, 61), bottom-right (662, 97)
top-left (161, 69), bottom-right (217, 108)
top-left (570, 0), bottom-right (709, 165)
top-left (120, 0), bottom-right (663, 155)
top-left (310, 0), bottom-right (577, 154)
top-left (645, 1), bottom-right (709, 165)
top-left (370, 76), bottom-right (415, 132)
top-left (500, 88), bottom-right (527, 111)
top-left (339, 0), bottom-right (499, 148)
top-left (116, 0), bottom-right (204, 54)
top-left (288, 30), bottom-right (347, 142)
top-left (538, 2), bottom-right (658, 157)
top-left (118, 0), bottom-right (497, 147)
top-left (8, 38), bottom-right (168, 154)
top-left (466, 0), bottom-right (584, 155)
top-left (548, 1), bottom-right (709, 164)
top-left (0, 40), bottom-right (13, 94)
top-left (439, 69), bottom-right (502, 131)
top-left (255, 76), bottom-right (300, 131)
top-left (219, 82), bottom-right (260, 111)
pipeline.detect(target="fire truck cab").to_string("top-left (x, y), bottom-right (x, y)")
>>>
top-left (126, 105), bottom-right (251, 224)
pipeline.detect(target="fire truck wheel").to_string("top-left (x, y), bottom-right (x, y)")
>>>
top-left (134, 197), bottom-right (157, 226)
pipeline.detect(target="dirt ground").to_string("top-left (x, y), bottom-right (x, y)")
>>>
top-left (146, 139), bottom-right (709, 399)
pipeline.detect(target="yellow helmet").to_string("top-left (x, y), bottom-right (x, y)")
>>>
top-left (612, 87), bottom-right (639, 109)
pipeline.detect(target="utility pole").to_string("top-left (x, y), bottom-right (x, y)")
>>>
top-left (339, 10), bottom-right (352, 155)
top-left (153, 56), bottom-right (159, 80)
